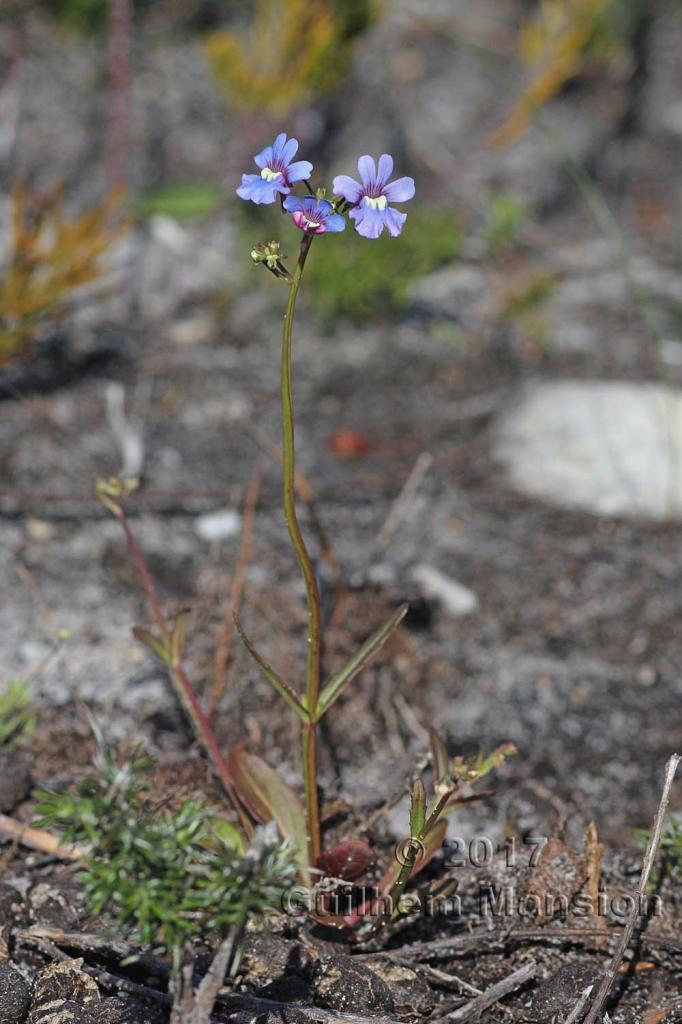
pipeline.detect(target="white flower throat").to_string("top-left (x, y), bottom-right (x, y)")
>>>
top-left (261, 167), bottom-right (282, 182)
top-left (364, 195), bottom-right (387, 210)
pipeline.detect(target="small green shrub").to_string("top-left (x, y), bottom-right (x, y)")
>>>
top-left (304, 207), bottom-right (462, 323)
top-left (36, 747), bottom-right (295, 951)
top-left (37, 744), bottom-right (297, 1021)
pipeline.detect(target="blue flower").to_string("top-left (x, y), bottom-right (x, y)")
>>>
top-left (283, 195), bottom-right (346, 235)
top-left (333, 155), bottom-right (415, 238)
top-left (237, 133), bottom-right (313, 205)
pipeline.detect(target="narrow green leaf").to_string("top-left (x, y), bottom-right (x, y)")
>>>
top-left (234, 615), bottom-right (308, 722)
top-left (170, 607), bottom-right (192, 667)
top-left (410, 778), bottom-right (426, 837)
top-left (228, 744), bottom-right (309, 879)
top-left (377, 818), bottom-right (448, 897)
top-left (132, 627), bottom-right (170, 665)
top-left (428, 726), bottom-right (449, 782)
top-left (315, 603), bottom-right (408, 720)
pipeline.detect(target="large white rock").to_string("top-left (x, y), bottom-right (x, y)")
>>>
top-left (495, 380), bottom-right (682, 520)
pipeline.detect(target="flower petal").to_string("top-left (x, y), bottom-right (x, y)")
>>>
top-left (376, 154), bottom-right (394, 188)
top-left (291, 211), bottom-right (309, 232)
top-left (271, 132), bottom-right (289, 161)
top-left (324, 213), bottom-right (346, 233)
top-left (357, 155), bottom-right (376, 190)
top-left (236, 174), bottom-right (287, 204)
top-left (283, 196), bottom-right (304, 213)
top-left (254, 145), bottom-right (273, 170)
top-left (383, 176), bottom-right (415, 203)
top-left (383, 206), bottom-right (407, 237)
top-left (280, 137), bottom-right (299, 166)
top-left (349, 203), bottom-right (385, 238)
top-left (332, 174), bottom-right (363, 204)
top-left (316, 198), bottom-right (335, 216)
top-left (287, 160), bottom-right (313, 183)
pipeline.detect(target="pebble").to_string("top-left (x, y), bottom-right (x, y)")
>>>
top-left (31, 961), bottom-right (100, 1008)
top-left (313, 955), bottom-right (394, 1015)
top-left (525, 961), bottom-right (599, 1021)
top-left (0, 757), bottom-right (32, 813)
top-left (194, 509), bottom-right (241, 543)
top-left (366, 959), bottom-right (435, 1017)
top-left (0, 965), bottom-right (30, 1024)
top-left (411, 565), bottom-right (479, 617)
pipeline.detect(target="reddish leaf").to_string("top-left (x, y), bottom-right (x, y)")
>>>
top-left (317, 839), bottom-right (375, 881)
top-left (327, 429), bottom-right (370, 458)
top-left (228, 743), bottom-right (309, 877)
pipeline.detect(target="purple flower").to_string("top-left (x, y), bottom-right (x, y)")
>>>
top-left (283, 195), bottom-right (345, 235)
top-left (333, 155), bottom-right (415, 238)
top-left (236, 133), bottom-right (313, 205)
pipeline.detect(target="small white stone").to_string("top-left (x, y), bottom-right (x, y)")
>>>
top-left (495, 380), bottom-right (682, 520)
top-left (411, 564), bottom-right (479, 617)
top-left (195, 509), bottom-right (241, 542)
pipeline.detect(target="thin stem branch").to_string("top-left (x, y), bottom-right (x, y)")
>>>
top-left (115, 503), bottom-right (251, 835)
top-left (280, 233), bottom-right (322, 864)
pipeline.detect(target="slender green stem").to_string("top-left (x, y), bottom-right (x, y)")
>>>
top-left (280, 233), bottom-right (322, 864)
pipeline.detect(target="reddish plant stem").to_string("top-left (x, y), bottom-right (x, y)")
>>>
top-left (107, 0), bottom-right (132, 189)
top-left (116, 504), bottom-right (251, 834)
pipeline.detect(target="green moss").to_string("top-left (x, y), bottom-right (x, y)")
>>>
top-left (304, 208), bottom-right (462, 324)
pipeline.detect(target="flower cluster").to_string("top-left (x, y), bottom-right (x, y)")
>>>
top-left (237, 133), bottom-right (414, 239)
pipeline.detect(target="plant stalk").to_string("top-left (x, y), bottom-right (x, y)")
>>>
top-left (280, 234), bottom-right (322, 864)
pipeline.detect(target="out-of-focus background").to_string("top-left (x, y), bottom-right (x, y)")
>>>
top-left (1, 0), bottom-right (682, 841)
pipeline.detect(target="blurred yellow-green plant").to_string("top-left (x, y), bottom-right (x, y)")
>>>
top-left (205, 0), bottom-right (377, 116)
top-left (0, 680), bottom-right (35, 750)
top-left (0, 185), bottom-right (128, 365)
top-left (491, 0), bottom-right (614, 148)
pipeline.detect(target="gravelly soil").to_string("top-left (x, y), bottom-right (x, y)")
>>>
top-left (2, 1), bottom-right (682, 1019)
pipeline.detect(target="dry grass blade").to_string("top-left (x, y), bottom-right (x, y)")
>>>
top-left (209, 469), bottom-right (262, 719)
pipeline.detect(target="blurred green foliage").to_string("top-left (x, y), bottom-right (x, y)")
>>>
top-left (0, 680), bottom-right (35, 750)
top-left (37, 0), bottom-right (152, 33)
top-left (482, 192), bottom-right (528, 254)
top-left (304, 209), bottom-right (462, 324)
top-left (134, 182), bottom-right (223, 221)
top-left (636, 816), bottom-right (682, 889)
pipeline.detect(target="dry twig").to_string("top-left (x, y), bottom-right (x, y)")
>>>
top-left (583, 753), bottom-right (680, 1024)
top-left (444, 962), bottom-right (536, 1022)
top-left (0, 815), bottom-right (80, 861)
top-left (565, 984), bottom-right (596, 1024)
top-left (209, 469), bottom-right (262, 719)
top-left (376, 451), bottom-right (433, 548)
